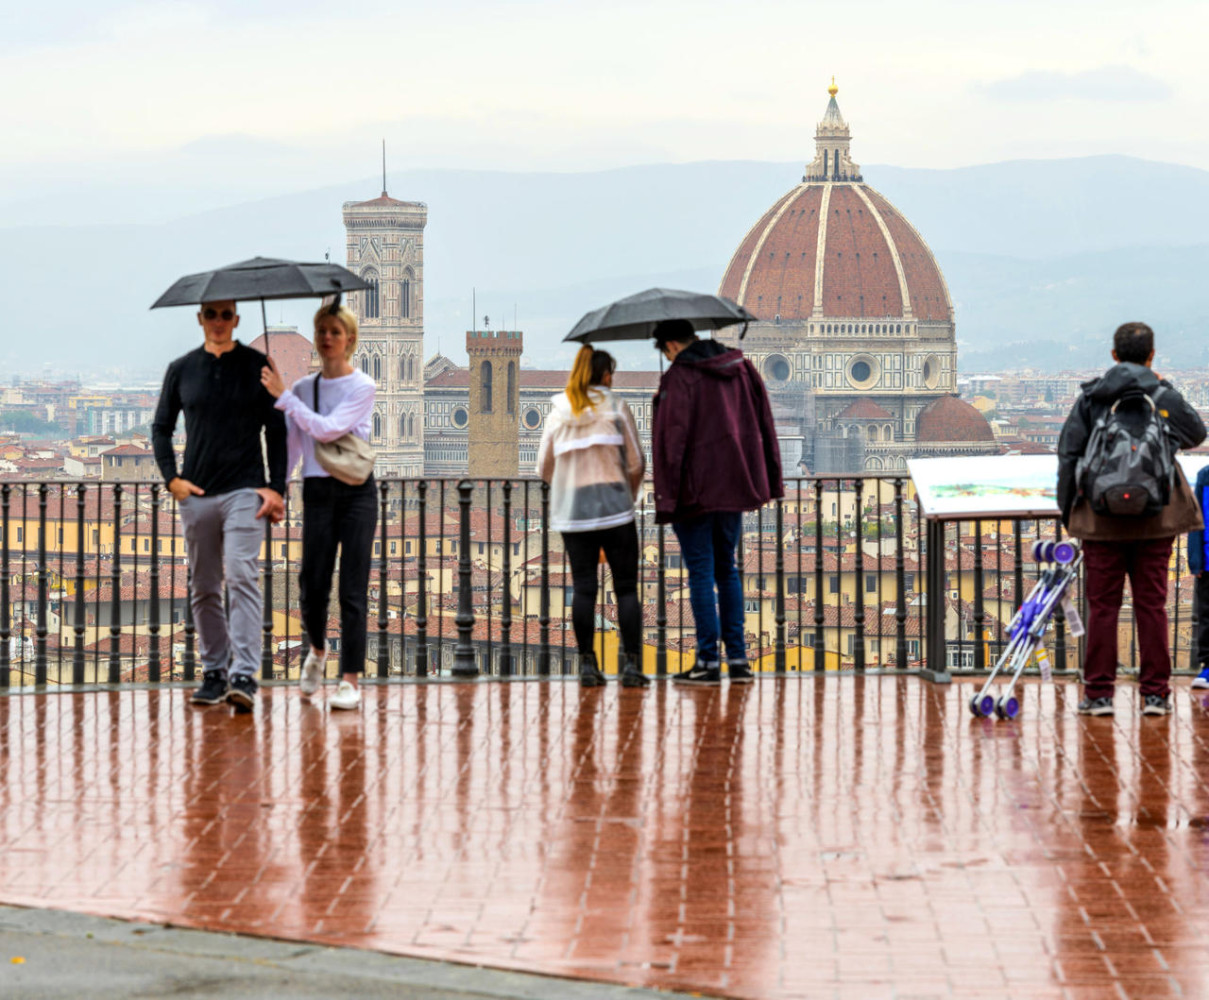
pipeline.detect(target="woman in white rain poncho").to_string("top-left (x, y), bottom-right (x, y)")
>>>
top-left (537, 346), bottom-right (649, 688)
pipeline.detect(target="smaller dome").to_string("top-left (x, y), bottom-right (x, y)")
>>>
top-left (836, 399), bottom-right (893, 421)
top-left (916, 396), bottom-right (995, 443)
top-left (248, 330), bottom-right (318, 392)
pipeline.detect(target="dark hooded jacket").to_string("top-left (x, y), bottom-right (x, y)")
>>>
top-left (1057, 361), bottom-right (1205, 538)
top-left (652, 339), bottom-right (783, 524)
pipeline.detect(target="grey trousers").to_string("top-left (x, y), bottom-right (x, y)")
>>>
top-left (179, 490), bottom-right (264, 679)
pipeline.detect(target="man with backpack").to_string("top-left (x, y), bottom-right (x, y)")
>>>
top-left (1057, 322), bottom-right (1205, 717)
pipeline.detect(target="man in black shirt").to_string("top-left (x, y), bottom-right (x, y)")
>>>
top-left (151, 299), bottom-right (286, 711)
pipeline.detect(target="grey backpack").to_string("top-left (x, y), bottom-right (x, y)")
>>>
top-left (1076, 389), bottom-right (1176, 517)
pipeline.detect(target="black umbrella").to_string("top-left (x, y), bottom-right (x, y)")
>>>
top-left (563, 287), bottom-right (757, 344)
top-left (151, 256), bottom-right (371, 352)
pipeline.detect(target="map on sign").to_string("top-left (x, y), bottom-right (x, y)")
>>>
top-left (909, 454), bottom-right (1209, 520)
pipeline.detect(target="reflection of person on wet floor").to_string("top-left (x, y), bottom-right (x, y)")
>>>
top-left (537, 346), bottom-right (649, 688)
top-left (151, 299), bottom-right (287, 712)
top-left (260, 303), bottom-right (376, 711)
top-left (1057, 321), bottom-right (1206, 717)
top-left (651, 319), bottom-right (783, 686)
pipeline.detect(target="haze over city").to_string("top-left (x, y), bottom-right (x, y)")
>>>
top-left (3, 0), bottom-right (1208, 378)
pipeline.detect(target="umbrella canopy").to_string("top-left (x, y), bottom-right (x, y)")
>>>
top-left (150, 257), bottom-right (370, 309)
top-left (563, 287), bottom-right (758, 344)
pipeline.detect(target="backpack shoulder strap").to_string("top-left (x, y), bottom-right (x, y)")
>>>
top-left (312, 375), bottom-right (320, 412)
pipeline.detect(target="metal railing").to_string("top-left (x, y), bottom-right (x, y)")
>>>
top-left (0, 477), bottom-right (1196, 688)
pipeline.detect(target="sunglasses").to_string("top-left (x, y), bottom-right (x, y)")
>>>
top-left (202, 308), bottom-right (236, 321)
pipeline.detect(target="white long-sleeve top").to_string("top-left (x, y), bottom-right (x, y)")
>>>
top-left (275, 370), bottom-right (375, 480)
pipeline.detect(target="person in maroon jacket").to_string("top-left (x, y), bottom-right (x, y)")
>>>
top-left (652, 319), bottom-right (783, 685)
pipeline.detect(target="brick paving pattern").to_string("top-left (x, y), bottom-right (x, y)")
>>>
top-left (2, 676), bottom-right (1209, 999)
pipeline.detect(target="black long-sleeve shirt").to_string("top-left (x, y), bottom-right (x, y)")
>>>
top-left (151, 342), bottom-right (287, 496)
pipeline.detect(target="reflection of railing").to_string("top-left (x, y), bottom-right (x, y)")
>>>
top-left (0, 477), bottom-right (1197, 688)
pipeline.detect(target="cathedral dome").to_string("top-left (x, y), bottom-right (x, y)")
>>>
top-left (915, 395), bottom-right (995, 444)
top-left (718, 87), bottom-right (951, 326)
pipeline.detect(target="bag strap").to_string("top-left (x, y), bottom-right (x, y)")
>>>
top-left (312, 375), bottom-right (320, 412)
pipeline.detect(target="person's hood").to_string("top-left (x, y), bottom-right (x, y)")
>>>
top-left (1083, 361), bottom-right (1160, 402)
top-left (674, 338), bottom-right (745, 379)
top-left (549, 387), bottom-right (615, 426)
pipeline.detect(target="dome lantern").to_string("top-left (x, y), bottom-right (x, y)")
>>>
top-left (805, 80), bottom-right (862, 183)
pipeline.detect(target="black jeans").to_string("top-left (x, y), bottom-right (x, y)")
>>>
top-left (300, 475), bottom-right (378, 675)
top-left (562, 521), bottom-right (641, 658)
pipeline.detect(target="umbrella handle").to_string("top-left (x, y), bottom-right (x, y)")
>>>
top-left (260, 299), bottom-right (270, 355)
top-left (739, 321), bottom-right (748, 341)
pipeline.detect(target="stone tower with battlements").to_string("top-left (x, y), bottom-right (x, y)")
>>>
top-left (342, 190), bottom-right (427, 477)
top-left (466, 329), bottom-right (522, 478)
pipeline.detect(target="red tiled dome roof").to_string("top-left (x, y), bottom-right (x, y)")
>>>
top-left (915, 396), bottom-right (995, 443)
top-left (836, 398), bottom-right (893, 420)
top-left (248, 330), bottom-right (317, 391)
top-left (718, 183), bottom-right (951, 323)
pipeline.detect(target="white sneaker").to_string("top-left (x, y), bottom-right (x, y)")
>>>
top-left (300, 646), bottom-right (325, 696)
top-left (329, 680), bottom-right (361, 711)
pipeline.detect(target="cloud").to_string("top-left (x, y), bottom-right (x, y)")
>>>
top-left (978, 66), bottom-right (1171, 102)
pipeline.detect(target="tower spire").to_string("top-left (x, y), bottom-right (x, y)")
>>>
top-left (804, 79), bottom-right (861, 183)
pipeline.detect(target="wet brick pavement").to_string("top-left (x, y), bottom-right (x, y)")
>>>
top-left (2, 676), bottom-right (1209, 999)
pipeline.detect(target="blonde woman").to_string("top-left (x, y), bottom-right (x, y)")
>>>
top-left (538, 346), bottom-right (648, 688)
top-left (260, 303), bottom-right (376, 710)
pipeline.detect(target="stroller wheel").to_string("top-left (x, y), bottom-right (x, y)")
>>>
top-left (995, 695), bottom-right (1020, 721)
top-left (970, 693), bottom-right (994, 718)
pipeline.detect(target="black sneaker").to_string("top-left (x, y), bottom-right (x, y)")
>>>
top-left (728, 662), bottom-right (755, 684)
top-left (1077, 696), bottom-right (1114, 717)
top-left (1141, 694), bottom-right (1172, 716)
top-left (578, 653), bottom-right (607, 689)
top-left (672, 662), bottom-right (721, 686)
top-left (227, 674), bottom-right (259, 712)
top-left (619, 655), bottom-right (650, 689)
top-left (191, 670), bottom-right (228, 705)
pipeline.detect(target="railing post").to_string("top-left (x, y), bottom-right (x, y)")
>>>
top-left (35, 483), bottom-right (48, 686)
top-left (853, 478), bottom-right (865, 672)
top-left (1052, 519), bottom-right (1068, 672)
top-left (500, 481), bottom-right (513, 677)
top-left (378, 479), bottom-right (390, 678)
top-left (775, 499), bottom-right (786, 672)
top-left (261, 518), bottom-right (274, 679)
top-left (814, 478), bottom-right (825, 670)
top-left (973, 518), bottom-right (985, 672)
top-left (921, 517), bottom-right (951, 683)
top-left (109, 483), bottom-right (122, 685)
top-left (183, 563), bottom-right (196, 682)
top-left (538, 481), bottom-right (550, 676)
top-left (416, 480), bottom-right (429, 678)
top-left (656, 523), bottom-right (667, 677)
top-left (148, 484), bottom-right (162, 683)
top-left (1, 483), bottom-right (10, 689)
top-left (74, 484), bottom-right (86, 685)
top-left (453, 480), bottom-right (479, 678)
top-left (894, 478), bottom-right (908, 668)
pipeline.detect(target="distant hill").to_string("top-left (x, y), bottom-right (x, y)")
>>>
top-left (2, 155), bottom-right (1207, 376)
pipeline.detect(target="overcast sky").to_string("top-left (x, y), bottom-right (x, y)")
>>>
top-left (2, 0), bottom-right (1206, 218)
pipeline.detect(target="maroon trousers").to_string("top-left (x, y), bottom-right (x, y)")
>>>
top-left (1082, 537), bottom-right (1173, 700)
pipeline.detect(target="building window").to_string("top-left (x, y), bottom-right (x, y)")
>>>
top-left (360, 269), bottom-right (380, 319)
top-left (401, 278), bottom-right (411, 319)
top-left (373, 355), bottom-right (381, 381)
top-left (407, 356), bottom-right (414, 381)
top-left (360, 357), bottom-right (369, 375)
top-left (523, 407), bottom-right (542, 430)
top-left (829, 575), bottom-right (839, 594)
top-left (372, 412), bottom-right (381, 439)
top-left (507, 361), bottom-right (516, 415)
top-left (481, 360), bottom-right (493, 413)
top-left (408, 413), bottom-right (415, 438)
top-left (451, 406), bottom-right (468, 428)
top-left (866, 574), bottom-right (877, 592)
top-left (399, 414), bottom-right (407, 437)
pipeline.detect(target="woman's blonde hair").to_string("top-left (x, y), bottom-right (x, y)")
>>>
top-left (565, 345), bottom-right (616, 416)
top-left (313, 303), bottom-right (360, 360)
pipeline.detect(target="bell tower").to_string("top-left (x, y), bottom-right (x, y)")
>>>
top-left (466, 326), bottom-right (522, 478)
top-left (342, 174), bottom-right (427, 477)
